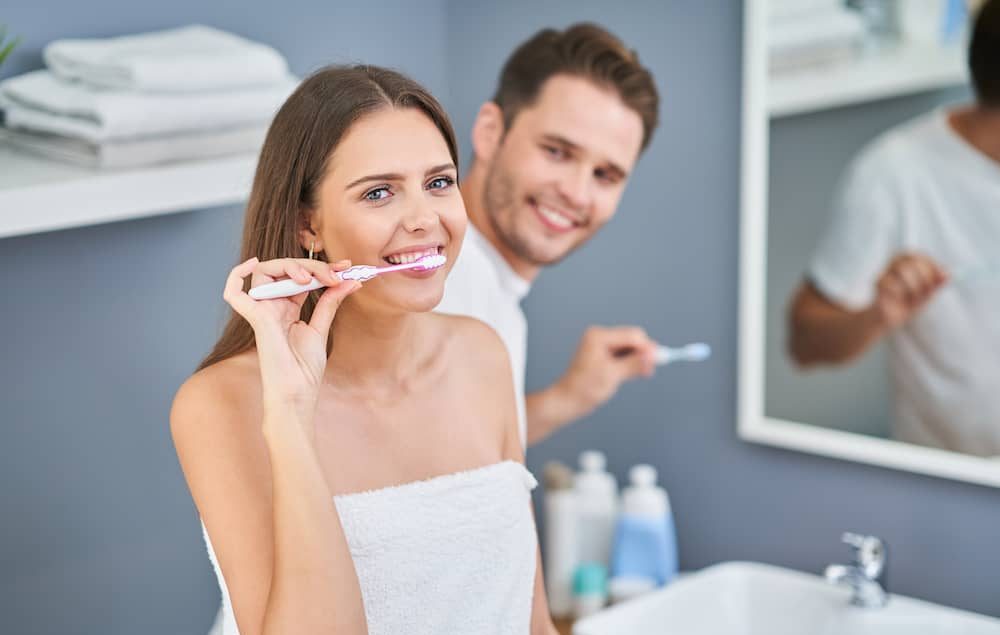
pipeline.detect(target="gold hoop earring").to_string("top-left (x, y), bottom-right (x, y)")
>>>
top-left (308, 241), bottom-right (315, 260)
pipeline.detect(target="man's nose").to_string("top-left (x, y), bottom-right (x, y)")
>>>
top-left (557, 164), bottom-right (592, 211)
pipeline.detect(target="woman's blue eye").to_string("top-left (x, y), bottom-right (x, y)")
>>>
top-left (427, 176), bottom-right (455, 190)
top-left (364, 186), bottom-right (391, 201)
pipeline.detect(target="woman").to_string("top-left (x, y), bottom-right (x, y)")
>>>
top-left (171, 65), bottom-right (556, 634)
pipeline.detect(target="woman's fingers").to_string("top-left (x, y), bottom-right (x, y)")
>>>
top-left (249, 258), bottom-right (310, 287)
top-left (250, 257), bottom-right (352, 288)
top-left (301, 258), bottom-right (353, 287)
top-left (223, 257), bottom-right (261, 321)
top-left (309, 280), bottom-right (363, 335)
top-left (228, 257), bottom-right (359, 330)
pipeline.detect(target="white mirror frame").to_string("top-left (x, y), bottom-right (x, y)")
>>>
top-left (737, 0), bottom-right (1000, 488)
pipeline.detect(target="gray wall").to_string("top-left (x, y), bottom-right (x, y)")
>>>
top-left (1, 3), bottom-right (997, 634)
top-left (765, 86), bottom-right (970, 438)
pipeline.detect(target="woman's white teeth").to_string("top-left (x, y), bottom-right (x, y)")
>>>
top-left (385, 248), bottom-right (438, 265)
top-left (538, 205), bottom-right (573, 229)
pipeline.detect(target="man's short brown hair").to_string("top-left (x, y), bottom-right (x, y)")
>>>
top-left (492, 23), bottom-right (660, 152)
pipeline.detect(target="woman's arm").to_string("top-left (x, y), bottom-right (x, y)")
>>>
top-left (172, 257), bottom-right (366, 635)
top-left (259, 406), bottom-right (367, 633)
top-left (480, 321), bottom-right (558, 635)
top-left (528, 525), bottom-right (559, 635)
top-left (505, 424), bottom-right (558, 635)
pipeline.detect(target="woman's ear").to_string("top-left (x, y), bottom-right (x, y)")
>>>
top-left (298, 209), bottom-right (323, 258)
top-left (471, 101), bottom-right (505, 164)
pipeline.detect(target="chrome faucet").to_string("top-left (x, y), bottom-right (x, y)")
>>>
top-left (824, 532), bottom-right (888, 608)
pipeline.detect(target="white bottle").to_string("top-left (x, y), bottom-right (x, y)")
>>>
top-left (573, 450), bottom-right (618, 570)
top-left (542, 462), bottom-right (578, 618)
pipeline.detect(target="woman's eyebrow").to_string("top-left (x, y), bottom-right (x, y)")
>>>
top-left (345, 172), bottom-right (404, 189)
top-left (346, 163), bottom-right (456, 190)
top-left (425, 163), bottom-right (456, 176)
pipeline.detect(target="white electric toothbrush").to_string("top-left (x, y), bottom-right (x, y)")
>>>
top-left (248, 253), bottom-right (447, 300)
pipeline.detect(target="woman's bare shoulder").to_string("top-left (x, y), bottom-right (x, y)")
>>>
top-left (170, 350), bottom-right (263, 444)
top-left (431, 313), bottom-right (512, 373)
top-left (430, 313), bottom-right (516, 435)
top-left (429, 313), bottom-right (518, 453)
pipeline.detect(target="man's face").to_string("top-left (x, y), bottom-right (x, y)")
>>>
top-left (482, 74), bottom-right (645, 268)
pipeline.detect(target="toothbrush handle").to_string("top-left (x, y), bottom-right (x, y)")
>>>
top-left (248, 264), bottom-right (382, 300)
top-left (248, 278), bottom-right (326, 300)
top-left (654, 347), bottom-right (675, 365)
top-left (613, 346), bottom-right (672, 365)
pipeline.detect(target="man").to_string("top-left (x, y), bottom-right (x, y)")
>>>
top-left (435, 23), bottom-right (662, 447)
top-left (788, 0), bottom-right (1000, 456)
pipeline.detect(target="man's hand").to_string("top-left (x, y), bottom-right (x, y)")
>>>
top-left (560, 325), bottom-right (659, 413)
top-left (526, 326), bottom-right (658, 445)
top-left (871, 252), bottom-right (948, 329)
top-left (788, 252), bottom-right (949, 368)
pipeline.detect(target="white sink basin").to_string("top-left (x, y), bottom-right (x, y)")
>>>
top-left (573, 562), bottom-right (1000, 635)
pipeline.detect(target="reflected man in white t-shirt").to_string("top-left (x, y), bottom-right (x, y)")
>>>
top-left (435, 24), bottom-right (662, 447)
top-left (788, 0), bottom-right (1000, 456)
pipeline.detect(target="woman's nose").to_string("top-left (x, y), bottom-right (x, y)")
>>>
top-left (401, 198), bottom-right (439, 233)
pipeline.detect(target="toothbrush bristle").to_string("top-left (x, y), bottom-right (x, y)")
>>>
top-left (414, 254), bottom-right (447, 270)
top-left (684, 343), bottom-right (711, 360)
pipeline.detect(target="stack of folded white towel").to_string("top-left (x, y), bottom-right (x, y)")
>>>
top-left (0, 25), bottom-right (298, 168)
top-left (768, 0), bottom-right (867, 74)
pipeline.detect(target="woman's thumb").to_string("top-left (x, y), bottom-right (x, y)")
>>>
top-left (309, 281), bottom-right (361, 335)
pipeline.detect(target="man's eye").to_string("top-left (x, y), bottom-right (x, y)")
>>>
top-left (595, 169), bottom-right (618, 184)
top-left (364, 186), bottom-right (391, 201)
top-left (543, 145), bottom-right (567, 159)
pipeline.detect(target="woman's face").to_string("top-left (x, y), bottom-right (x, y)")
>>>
top-left (309, 107), bottom-right (466, 315)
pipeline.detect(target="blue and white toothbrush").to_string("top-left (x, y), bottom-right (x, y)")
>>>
top-left (615, 341), bottom-right (712, 365)
top-left (655, 342), bottom-right (712, 365)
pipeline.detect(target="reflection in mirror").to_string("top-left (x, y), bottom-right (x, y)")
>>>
top-left (764, 0), bottom-right (999, 458)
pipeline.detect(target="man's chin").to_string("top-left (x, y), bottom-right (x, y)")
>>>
top-left (496, 220), bottom-right (581, 267)
top-left (518, 242), bottom-right (577, 267)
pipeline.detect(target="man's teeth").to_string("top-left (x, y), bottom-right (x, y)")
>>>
top-left (538, 205), bottom-right (574, 229)
top-left (385, 248), bottom-right (439, 265)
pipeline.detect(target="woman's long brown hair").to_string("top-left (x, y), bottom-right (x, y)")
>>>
top-left (197, 65), bottom-right (459, 372)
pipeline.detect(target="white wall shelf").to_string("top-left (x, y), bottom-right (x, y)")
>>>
top-left (768, 41), bottom-right (969, 118)
top-left (0, 145), bottom-right (258, 240)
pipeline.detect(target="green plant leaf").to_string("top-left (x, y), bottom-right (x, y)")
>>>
top-left (0, 35), bottom-right (19, 66)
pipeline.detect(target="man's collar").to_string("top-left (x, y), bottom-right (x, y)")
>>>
top-left (466, 224), bottom-right (532, 300)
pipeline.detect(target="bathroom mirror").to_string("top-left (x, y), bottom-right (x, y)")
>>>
top-left (738, 0), bottom-right (1000, 487)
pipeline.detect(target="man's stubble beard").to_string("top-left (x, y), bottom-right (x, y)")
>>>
top-left (482, 149), bottom-right (586, 268)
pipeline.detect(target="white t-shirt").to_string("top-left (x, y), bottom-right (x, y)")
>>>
top-left (809, 109), bottom-right (1000, 456)
top-left (435, 224), bottom-right (531, 446)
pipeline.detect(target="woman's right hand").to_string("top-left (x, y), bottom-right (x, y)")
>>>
top-left (223, 257), bottom-right (362, 419)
